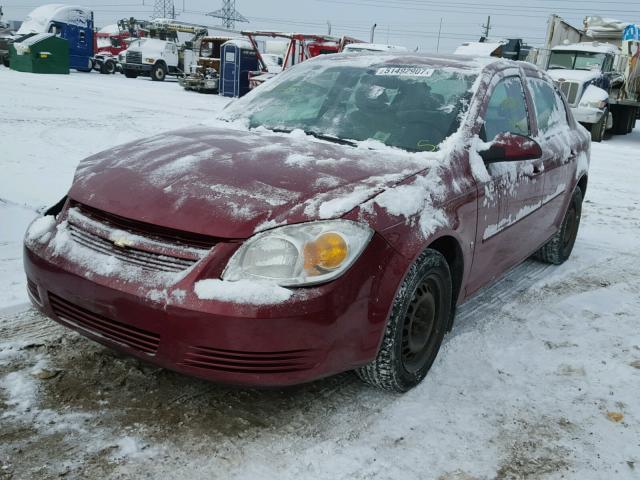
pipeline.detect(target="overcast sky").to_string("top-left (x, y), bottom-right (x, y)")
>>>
top-left (3, 0), bottom-right (640, 52)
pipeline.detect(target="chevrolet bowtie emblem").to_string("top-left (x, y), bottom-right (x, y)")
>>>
top-left (112, 237), bottom-right (134, 248)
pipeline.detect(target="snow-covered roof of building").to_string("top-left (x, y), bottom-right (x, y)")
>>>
top-left (453, 41), bottom-right (504, 57)
top-left (552, 42), bottom-right (620, 55)
top-left (17, 4), bottom-right (92, 35)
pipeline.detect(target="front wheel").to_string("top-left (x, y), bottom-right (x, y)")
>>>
top-left (534, 187), bottom-right (583, 265)
top-left (590, 108), bottom-right (607, 142)
top-left (151, 63), bottom-right (166, 81)
top-left (356, 249), bottom-right (452, 392)
top-left (100, 60), bottom-right (116, 74)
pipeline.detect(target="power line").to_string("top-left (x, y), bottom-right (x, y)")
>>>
top-left (207, 0), bottom-right (248, 29)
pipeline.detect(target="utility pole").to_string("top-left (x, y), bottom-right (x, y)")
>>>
top-left (436, 17), bottom-right (442, 52)
top-left (152, 0), bottom-right (176, 19)
top-left (207, 0), bottom-right (248, 30)
top-left (481, 15), bottom-right (491, 40)
top-left (327, 20), bottom-right (331, 35)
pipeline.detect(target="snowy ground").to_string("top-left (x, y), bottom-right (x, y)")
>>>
top-left (1, 66), bottom-right (639, 479)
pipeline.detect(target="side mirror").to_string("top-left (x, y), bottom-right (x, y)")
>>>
top-left (479, 132), bottom-right (542, 163)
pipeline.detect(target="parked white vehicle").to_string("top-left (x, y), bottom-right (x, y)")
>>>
top-left (121, 37), bottom-right (196, 81)
top-left (532, 15), bottom-right (640, 142)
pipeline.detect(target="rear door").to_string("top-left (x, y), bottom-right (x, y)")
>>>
top-left (525, 76), bottom-right (574, 239)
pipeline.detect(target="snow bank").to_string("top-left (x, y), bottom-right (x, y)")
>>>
top-left (194, 279), bottom-right (292, 305)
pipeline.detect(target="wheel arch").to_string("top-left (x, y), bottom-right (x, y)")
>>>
top-left (577, 174), bottom-right (588, 198)
top-left (425, 235), bottom-right (464, 330)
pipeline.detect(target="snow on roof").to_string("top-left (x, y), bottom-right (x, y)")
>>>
top-left (16, 32), bottom-right (55, 47)
top-left (453, 41), bottom-right (504, 57)
top-left (222, 38), bottom-right (253, 49)
top-left (552, 42), bottom-right (620, 54)
top-left (17, 4), bottom-right (92, 35)
top-left (98, 24), bottom-right (119, 35)
top-left (343, 43), bottom-right (408, 52)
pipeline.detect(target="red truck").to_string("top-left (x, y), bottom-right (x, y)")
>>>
top-left (92, 21), bottom-right (146, 74)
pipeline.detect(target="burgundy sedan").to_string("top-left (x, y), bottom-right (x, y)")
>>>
top-left (24, 53), bottom-right (590, 392)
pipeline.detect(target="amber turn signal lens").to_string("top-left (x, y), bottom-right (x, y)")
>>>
top-left (304, 232), bottom-right (349, 274)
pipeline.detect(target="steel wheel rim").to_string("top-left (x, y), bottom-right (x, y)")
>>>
top-left (401, 276), bottom-right (439, 373)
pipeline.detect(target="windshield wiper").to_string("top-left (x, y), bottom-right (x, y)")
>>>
top-left (269, 127), bottom-right (356, 147)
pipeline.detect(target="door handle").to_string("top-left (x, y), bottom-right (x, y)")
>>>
top-left (532, 165), bottom-right (543, 175)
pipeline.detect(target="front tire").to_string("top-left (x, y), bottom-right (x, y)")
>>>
top-left (151, 63), bottom-right (166, 81)
top-left (590, 108), bottom-right (607, 142)
top-left (356, 249), bottom-right (452, 392)
top-left (534, 187), bottom-right (583, 265)
top-left (100, 60), bottom-right (116, 74)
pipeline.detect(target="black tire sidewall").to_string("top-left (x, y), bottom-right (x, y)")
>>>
top-left (391, 251), bottom-right (452, 390)
top-left (559, 187), bottom-right (583, 260)
top-left (152, 63), bottom-right (166, 81)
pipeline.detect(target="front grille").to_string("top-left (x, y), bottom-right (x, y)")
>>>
top-left (556, 80), bottom-right (581, 106)
top-left (68, 223), bottom-right (196, 273)
top-left (49, 293), bottom-right (160, 355)
top-left (27, 278), bottom-right (41, 305)
top-left (72, 202), bottom-right (218, 250)
top-left (126, 50), bottom-right (142, 64)
top-left (180, 346), bottom-right (317, 374)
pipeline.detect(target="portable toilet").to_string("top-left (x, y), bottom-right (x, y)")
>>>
top-left (10, 33), bottom-right (69, 74)
top-left (16, 4), bottom-right (94, 72)
top-left (219, 39), bottom-right (259, 97)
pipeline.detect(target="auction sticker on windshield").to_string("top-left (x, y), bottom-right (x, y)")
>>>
top-left (375, 67), bottom-right (434, 76)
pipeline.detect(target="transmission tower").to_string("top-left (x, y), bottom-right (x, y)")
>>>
top-left (152, 0), bottom-right (176, 19)
top-left (207, 0), bottom-right (248, 30)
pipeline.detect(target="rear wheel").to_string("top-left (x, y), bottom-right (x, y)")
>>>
top-left (124, 69), bottom-right (138, 79)
top-left (151, 63), bottom-right (166, 81)
top-left (534, 187), bottom-right (582, 265)
top-left (356, 249), bottom-right (452, 392)
top-left (589, 108), bottom-right (607, 143)
top-left (627, 107), bottom-right (636, 133)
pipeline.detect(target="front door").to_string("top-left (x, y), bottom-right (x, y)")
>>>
top-left (467, 73), bottom-right (546, 294)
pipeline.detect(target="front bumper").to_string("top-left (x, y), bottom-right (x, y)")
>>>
top-left (571, 105), bottom-right (605, 125)
top-left (23, 221), bottom-right (400, 387)
top-left (122, 62), bottom-right (152, 73)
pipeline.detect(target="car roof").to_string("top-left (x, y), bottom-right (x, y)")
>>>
top-left (328, 51), bottom-right (537, 74)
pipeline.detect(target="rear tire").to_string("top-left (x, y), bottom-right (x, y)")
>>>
top-left (356, 249), bottom-right (452, 392)
top-left (590, 108), bottom-right (607, 142)
top-left (151, 63), bottom-right (166, 81)
top-left (534, 187), bottom-right (582, 265)
top-left (124, 69), bottom-right (138, 79)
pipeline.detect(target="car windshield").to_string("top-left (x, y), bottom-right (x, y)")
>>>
top-left (548, 51), bottom-right (607, 70)
top-left (222, 61), bottom-right (477, 152)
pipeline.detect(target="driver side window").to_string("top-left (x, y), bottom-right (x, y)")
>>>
top-left (484, 76), bottom-right (530, 141)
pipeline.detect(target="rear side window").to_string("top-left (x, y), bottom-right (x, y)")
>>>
top-left (527, 78), bottom-right (568, 135)
top-left (484, 76), bottom-right (530, 140)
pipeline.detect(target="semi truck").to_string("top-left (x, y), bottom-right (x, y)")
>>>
top-left (16, 4), bottom-right (94, 72)
top-left (534, 15), bottom-right (640, 141)
top-left (120, 19), bottom-right (207, 81)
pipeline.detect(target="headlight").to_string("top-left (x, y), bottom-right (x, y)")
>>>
top-left (222, 220), bottom-right (373, 286)
top-left (144, 57), bottom-right (155, 64)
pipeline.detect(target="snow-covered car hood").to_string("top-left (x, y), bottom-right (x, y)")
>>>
top-left (547, 69), bottom-right (601, 84)
top-left (69, 126), bottom-right (435, 239)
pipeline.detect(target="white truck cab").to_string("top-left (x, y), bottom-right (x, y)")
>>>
top-left (122, 37), bottom-right (195, 81)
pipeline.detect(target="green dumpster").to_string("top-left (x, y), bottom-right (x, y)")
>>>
top-left (10, 33), bottom-right (69, 74)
